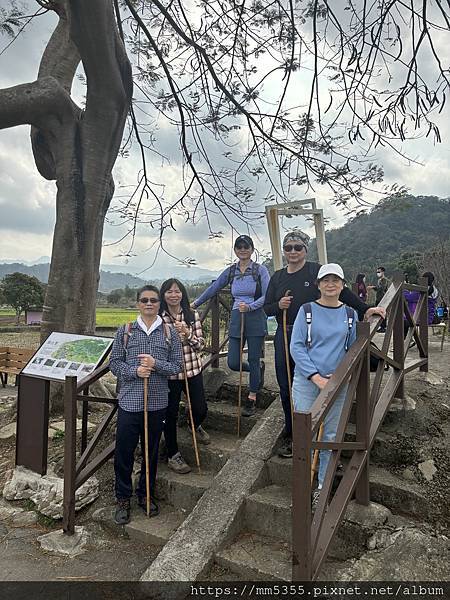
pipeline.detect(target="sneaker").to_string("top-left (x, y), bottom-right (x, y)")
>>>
top-left (278, 437), bottom-right (292, 459)
top-left (168, 451), bottom-right (192, 474)
top-left (114, 498), bottom-right (130, 525)
top-left (196, 425), bottom-right (211, 445)
top-left (137, 496), bottom-right (160, 517)
top-left (241, 398), bottom-right (256, 417)
top-left (259, 360), bottom-right (266, 390)
top-left (312, 488), bottom-right (321, 512)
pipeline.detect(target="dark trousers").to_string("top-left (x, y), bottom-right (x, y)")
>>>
top-left (164, 373), bottom-right (208, 459)
top-left (114, 406), bottom-right (166, 500)
top-left (274, 325), bottom-right (295, 438)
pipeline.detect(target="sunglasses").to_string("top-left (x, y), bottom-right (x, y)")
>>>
top-left (139, 297), bottom-right (159, 304)
top-left (283, 244), bottom-right (306, 252)
top-left (235, 243), bottom-right (251, 250)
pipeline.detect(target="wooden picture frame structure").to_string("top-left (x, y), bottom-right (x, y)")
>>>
top-left (265, 198), bottom-right (328, 270)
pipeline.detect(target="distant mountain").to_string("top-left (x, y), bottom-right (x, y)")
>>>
top-left (308, 195), bottom-right (450, 281)
top-left (0, 263), bottom-right (219, 292)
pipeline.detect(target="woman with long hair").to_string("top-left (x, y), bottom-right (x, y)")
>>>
top-left (160, 278), bottom-right (209, 474)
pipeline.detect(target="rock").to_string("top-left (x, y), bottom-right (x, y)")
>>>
top-left (12, 511), bottom-right (38, 526)
top-left (2, 466), bottom-right (99, 519)
top-left (418, 459), bottom-right (437, 482)
top-left (345, 500), bottom-right (391, 529)
top-left (49, 419), bottom-right (96, 435)
top-left (0, 504), bottom-right (23, 520)
top-left (37, 526), bottom-right (88, 557)
top-left (0, 422), bottom-right (16, 439)
top-left (202, 368), bottom-right (227, 397)
top-left (425, 372), bottom-right (444, 386)
top-left (341, 527), bottom-right (450, 580)
top-left (402, 467), bottom-right (416, 481)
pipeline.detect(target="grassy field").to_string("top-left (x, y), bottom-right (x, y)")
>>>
top-left (0, 307), bottom-right (138, 327)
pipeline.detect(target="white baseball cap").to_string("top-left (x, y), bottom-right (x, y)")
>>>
top-left (317, 263), bottom-right (345, 280)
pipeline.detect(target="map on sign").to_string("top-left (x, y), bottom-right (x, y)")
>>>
top-left (22, 332), bottom-right (113, 383)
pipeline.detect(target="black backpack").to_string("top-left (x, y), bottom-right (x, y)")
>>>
top-left (226, 262), bottom-right (262, 301)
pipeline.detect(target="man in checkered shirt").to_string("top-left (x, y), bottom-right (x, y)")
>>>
top-left (110, 285), bottom-right (183, 525)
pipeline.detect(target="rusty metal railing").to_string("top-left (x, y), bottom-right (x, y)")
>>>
top-left (292, 274), bottom-right (429, 580)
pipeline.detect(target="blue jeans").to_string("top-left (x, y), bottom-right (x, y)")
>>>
top-left (227, 309), bottom-right (266, 393)
top-left (292, 375), bottom-right (347, 488)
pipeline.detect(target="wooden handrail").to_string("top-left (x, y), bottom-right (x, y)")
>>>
top-left (292, 273), bottom-right (428, 580)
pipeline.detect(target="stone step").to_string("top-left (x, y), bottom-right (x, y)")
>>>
top-left (215, 531), bottom-right (291, 581)
top-left (214, 531), bottom-right (346, 581)
top-left (155, 463), bottom-right (213, 514)
top-left (203, 401), bottom-right (261, 436)
top-left (244, 485), bottom-right (388, 561)
top-left (215, 382), bottom-right (276, 410)
top-left (266, 457), bottom-right (431, 520)
top-left (344, 425), bottom-right (420, 466)
top-left (125, 503), bottom-right (185, 546)
top-left (91, 500), bottom-right (184, 547)
top-left (175, 427), bottom-right (241, 473)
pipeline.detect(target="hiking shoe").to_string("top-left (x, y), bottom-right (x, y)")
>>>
top-left (168, 451), bottom-right (192, 474)
top-left (259, 360), bottom-right (265, 390)
top-left (137, 496), bottom-right (160, 517)
top-left (196, 425), bottom-right (211, 445)
top-left (114, 498), bottom-right (130, 525)
top-left (312, 488), bottom-right (321, 512)
top-left (241, 398), bottom-right (256, 417)
top-left (278, 437), bottom-right (293, 459)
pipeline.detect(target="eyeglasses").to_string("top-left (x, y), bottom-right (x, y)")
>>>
top-left (283, 244), bottom-right (306, 252)
top-left (139, 297), bottom-right (159, 304)
top-left (235, 243), bottom-right (251, 250)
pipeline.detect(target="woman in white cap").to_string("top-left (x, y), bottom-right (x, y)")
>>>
top-left (290, 263), bottom-right (358, 508)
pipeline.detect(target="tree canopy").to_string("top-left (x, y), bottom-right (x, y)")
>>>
top-left (0, 1), bottom-right (449, 336)
top-left (1, 272), bottom-right (45, 322)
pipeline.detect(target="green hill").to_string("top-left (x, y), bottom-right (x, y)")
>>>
top-left (308, 195), bottom-right (450, 283)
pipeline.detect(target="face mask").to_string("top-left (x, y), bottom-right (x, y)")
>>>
top-left (376, 272), bottom-right (382, 278)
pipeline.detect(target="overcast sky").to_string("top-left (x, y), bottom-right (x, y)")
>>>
top-left (0, 3), bottom-right (449, 277)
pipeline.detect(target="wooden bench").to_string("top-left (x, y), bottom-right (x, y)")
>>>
top-left (0, 347), bottom-right (35, 387)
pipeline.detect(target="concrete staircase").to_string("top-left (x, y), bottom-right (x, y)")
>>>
top-left (121, 399), bottom-right (263, 546)
top-left (208, 393), bottom-right (435, 580)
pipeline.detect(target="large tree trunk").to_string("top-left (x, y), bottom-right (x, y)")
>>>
top-left (0, 0), bottom-right (132, 340)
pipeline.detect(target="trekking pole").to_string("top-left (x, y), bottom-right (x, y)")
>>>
top-left (237, 311), bottom-right (245, 438)
top-left (282, 289), bottom-right (294, 431)
top-left (143, 375), bottom-right (151, 517)
top-left (311, 423), bottom-right (324, 484)
top-left (183, 358), bottom-right (201, 474)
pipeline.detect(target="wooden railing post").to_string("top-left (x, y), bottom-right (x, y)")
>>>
top-left (355, 322), bottom-right (370, 505)
top-left (63, 376), bottom-right (77, 535)
top-left (211, 293), bottom-right (220, 368)
top-left (418, 277), bottom-right (429, 372)
top-left (392, 273), bottom-right (405, 400)
top-left (292, 410), bottom-right (312, 580)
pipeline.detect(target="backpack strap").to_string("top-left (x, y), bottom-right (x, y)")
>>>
top-left (226, 263), bottom-right (237, 287)
top-left (163, 322), bottom-right (173, 348)
top-left (122, 321), bottom-right (133, 351)
top-left (344, 306), bottom-right (354, 351)
top-left (303, 303), bottom-right (313, 348)
top-left (251, 262), bottom-right (262, 300)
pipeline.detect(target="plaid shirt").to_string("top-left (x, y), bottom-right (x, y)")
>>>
top-left (161, 309), bottom-right (205, 380)
top-left (109, 320), bottom-right (183, 412)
